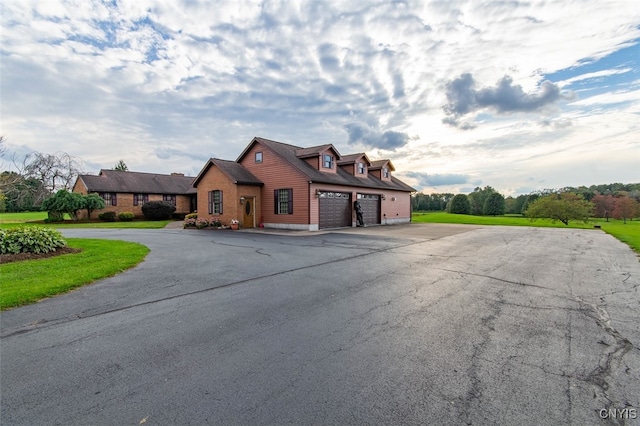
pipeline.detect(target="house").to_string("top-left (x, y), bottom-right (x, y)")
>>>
top-left (192, 137), bottom-right (415, 230)
top-left (73, 169), bottom-right (196, 219)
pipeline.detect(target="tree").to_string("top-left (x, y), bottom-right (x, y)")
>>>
top-left (449, 194), bottom-right (471, 214)
top-left (592, 194), bottom-right (615, 221)
top-left (24, 151), bottom-right (82, 194)
top-left (113, 160), bottom-right (128, 171)
top-left (467, 186), bottom-right (496, 215)
top-left (612, 196), bottom-right (639, 224)
top-left (0, 171), bottom-right (44, 211)
top-left (84, 193), bottom-right (106, 219)
top-left (483, 192), bottom-right (505, 216)
top-left (524, 193), bottom-right (593, 225)
top-left (41, 190), bottom-right (86, 221)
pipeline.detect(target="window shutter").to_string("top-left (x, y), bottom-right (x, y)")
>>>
top-left (113, 193), bottom-right (117, 206)
top-left (288, 189), bottom-right (293, 214)
top-left (274, 190), bottom-right (278, 214)
top-left (219, 190), bottom-right (223, 214)
top-left (208, 191), bottom-right (213, 214)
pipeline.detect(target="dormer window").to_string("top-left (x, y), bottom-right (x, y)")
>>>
top-left (323, 154), bottom-right (334, 169)
top-left (383, 167), bottom-right (389, 178)
top-left (358, 162), bottom-right (365, 174)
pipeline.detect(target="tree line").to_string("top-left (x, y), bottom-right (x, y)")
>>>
top-left (413, 184), bottom-right (640, 224)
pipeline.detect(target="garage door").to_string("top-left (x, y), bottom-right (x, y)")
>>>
top-left (319, 191), bottom-right (352, 229)
top-left (357, 193), bottom-right (381, 225)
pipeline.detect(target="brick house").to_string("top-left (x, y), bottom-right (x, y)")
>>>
top-left (193, 137), bottom-right (415, 230)
top-left (73, 169), bottom-right (196, 219)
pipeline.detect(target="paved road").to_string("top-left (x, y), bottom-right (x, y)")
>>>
top-left (1, 224), bottom-right (639, 425)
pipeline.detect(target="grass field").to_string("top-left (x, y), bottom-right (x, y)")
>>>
top-left (0, 238), bottom-right (149, 310)
top-left (413, 212), bottom-right (640, 253)
top-left (0, 211), bottom-right (171, 229)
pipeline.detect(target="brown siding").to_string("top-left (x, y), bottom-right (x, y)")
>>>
top-left (310, 183), bottom-right (412, 228)
top-left (304, 157), bottom-right (318, 169)
top-left (240, 142), bottom-right (309, 225)
top-left (195, 164), bottom-right (241, 226)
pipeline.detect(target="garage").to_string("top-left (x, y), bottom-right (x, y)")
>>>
top-left (319, 191), bottom-right (352, 229)
top-left (357, 193), bottom-right (381, 225)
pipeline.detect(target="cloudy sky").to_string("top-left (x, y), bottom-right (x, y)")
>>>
top-left (1, 0), bottom-right (639, 196)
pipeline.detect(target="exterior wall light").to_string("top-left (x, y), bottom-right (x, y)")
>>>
top-left (240, 196), bottom-right (246, 204)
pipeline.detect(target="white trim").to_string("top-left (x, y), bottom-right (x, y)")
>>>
top-left (382, 217), bottom-right (411, 225)
top-left (263, 222), bottom-right (319, 231)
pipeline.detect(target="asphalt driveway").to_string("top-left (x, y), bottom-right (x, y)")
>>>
top-left (1, 223), bottom-right (639, 425)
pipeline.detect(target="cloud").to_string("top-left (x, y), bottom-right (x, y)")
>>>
top-left (404, 171), bottom-right (470, 187)
top-left (442, 73), bottom-right (571, 128)
top-left (343, 122), bottom-right (410, 151)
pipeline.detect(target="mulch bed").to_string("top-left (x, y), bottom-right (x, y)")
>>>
top-left (0, 247), bottom-right (82, 264)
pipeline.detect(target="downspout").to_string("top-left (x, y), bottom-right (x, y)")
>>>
top-left (308, 180), bottom-right (312, 230)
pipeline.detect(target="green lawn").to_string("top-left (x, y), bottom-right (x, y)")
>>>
top-left (0, 211), bottom-right (171, 229)
top-left (0, 238), bottom-right (149, 310)
top-left (412, 212), bottom-right (640, 254)
top-left (0, 211), bottom-right (52, 223)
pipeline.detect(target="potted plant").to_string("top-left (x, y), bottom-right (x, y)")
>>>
top-left (230, 219), bottom-right (239, 230)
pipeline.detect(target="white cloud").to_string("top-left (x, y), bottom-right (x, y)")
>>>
top-left (1, 0), bottom-right (639, 195)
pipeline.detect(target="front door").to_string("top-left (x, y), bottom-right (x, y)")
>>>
top-left (242, 197), bottom-right (255, 228)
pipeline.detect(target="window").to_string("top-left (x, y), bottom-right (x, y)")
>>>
top-left (383, 167), bottom-right (389, 178)
top-left (208, 190), bottom-right (223, 214)
top-left (358, 162), bottom-right (365, 174)
top-left (100, 192), bottom-right (117, 206)
top-left (163, 194), bottom-right (176, 205)
top-left (133, 193), bottom-right (149, 206)
top-left (255, 152), bottom-right (263, 163)
top-left (323, 154), bottom-right (333, 169)
top-left (274, 188), bottom-right (293, 214)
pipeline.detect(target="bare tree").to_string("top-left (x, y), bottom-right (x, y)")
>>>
top-left (23, 151), bottom-right (82, 193)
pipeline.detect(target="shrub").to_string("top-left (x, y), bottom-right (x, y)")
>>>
top-left (172, 212), bottom-right (187, 220)
top-left (196, 218), bottom-right (209, 229)
top-left (142, 201), bottom-right (176, 220)
top-left (185, 213), bottom-right (198, 220)
top-left (0, 226), bottom-right (67, 255)
top-left (118, 212), bottom-right (135, 221)
top-left (98, 211), bottom-right (117, 222)
top-left (183, 218), bottom-right (197, 228)
top-left (209, 216), bottom-right (222, 227)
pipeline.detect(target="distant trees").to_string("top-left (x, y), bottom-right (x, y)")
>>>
top-left (448, 194), bottom-right (471, 214)
top-left (612, 197), bottom-right (639, 224)
top-left (411, 182), bottom-right (639, 223)
top-left (412, 192), bottom-right (454, 211)
top-left (524, 193), bottom-right (593, 225)
top-left (483, 192), bottom-right (505, 216)
top-left (592, 194), bottom-right (615, 221)
top-left (467, 186), bottom-right (495, 215)
top-left (113, 160), bottom-right (128, 171)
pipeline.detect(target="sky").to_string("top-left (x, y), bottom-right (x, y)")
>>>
top-left (1, 0), bottom-right (639, 196)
